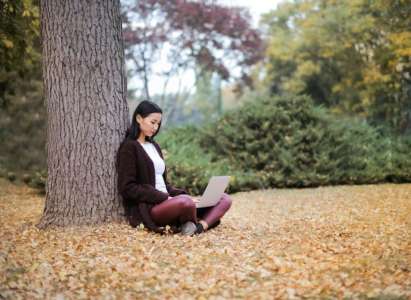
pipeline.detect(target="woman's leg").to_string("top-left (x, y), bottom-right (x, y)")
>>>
top-left (150, 195), bottom-right (197, 226)
top-left (197, 193), bottom-right (232, 229)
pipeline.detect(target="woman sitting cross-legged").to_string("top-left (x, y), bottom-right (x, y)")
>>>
top-left (117, 100), bottom-right (232, 235)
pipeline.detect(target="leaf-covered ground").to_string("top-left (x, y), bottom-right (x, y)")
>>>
top-left (0, 179), bottom-right (410, 299)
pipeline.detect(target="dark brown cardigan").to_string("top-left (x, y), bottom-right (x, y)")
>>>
top-left (117, 139), bottom-right (187, 232)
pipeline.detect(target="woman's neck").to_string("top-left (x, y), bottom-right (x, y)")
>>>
top-left (137, 134), bottom-right (147, 144)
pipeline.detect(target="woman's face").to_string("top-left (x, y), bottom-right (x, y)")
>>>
top-left (137, 112), bottom-right (162, 138)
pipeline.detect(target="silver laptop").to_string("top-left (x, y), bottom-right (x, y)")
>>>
top-left (196, 176), bottom-right (230, 208)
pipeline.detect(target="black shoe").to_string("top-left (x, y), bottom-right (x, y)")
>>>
top-left (195, 223), bottom-right (204, 234)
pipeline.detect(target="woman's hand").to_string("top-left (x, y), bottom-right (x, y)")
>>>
top-left (191, 197), bottom-right (201, 204)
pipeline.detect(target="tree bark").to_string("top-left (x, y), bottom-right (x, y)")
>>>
top-left (38, 0), bottom-right (129, 228)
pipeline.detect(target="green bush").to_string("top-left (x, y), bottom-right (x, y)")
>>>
top-left (156, 125), bottom-right (262, 194)
top-left (387, 135), bottom-right (411, 182)
top-left (27, 170), bottom-right (47, 194)
top-left (199, 94), bottom-right (410, 188)
top-left (0, 165), bottom-right (6, 178)
top-left (7, 172), bottom-right (16, 182)
top-left (22, 173), bottom-right (31, 184)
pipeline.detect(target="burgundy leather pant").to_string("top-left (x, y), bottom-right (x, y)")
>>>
top-left (150, 193), bottom-right (232, 227)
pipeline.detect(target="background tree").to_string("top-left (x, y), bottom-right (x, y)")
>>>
top-left (122, 0), bottom-right (263, 125)
top-left (191, 70), bottom-right (222, 123)
top-left (0, 0), bottom-right (45, 173)
top-left (261, 0), bottom-right (411, 133)
top-left (38, 0), bottom-right (129, 228)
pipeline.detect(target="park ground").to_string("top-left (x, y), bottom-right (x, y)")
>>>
top-left (0, 178), bottom-right (410, 299)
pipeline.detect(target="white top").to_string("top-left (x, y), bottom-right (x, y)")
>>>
top-left (139, 142), bottom-right (168, 194)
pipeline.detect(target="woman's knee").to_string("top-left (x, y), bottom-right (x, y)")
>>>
top-left (219, 193), bottom-right (232, 211)
top-left (175, 196), bottom-right (196, 212)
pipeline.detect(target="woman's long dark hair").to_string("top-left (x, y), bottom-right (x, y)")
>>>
top-left (126, 100), bottom-right (163, 142)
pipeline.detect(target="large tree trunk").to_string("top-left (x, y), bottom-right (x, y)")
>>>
top-left (38, 0), bottom-right (129, 228)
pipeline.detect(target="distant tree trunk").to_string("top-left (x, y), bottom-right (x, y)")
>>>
top-left (38, 0), bottom-right (129, 228)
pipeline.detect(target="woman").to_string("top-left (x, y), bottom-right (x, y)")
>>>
top-left (117, 100), bottom-right (232, 235)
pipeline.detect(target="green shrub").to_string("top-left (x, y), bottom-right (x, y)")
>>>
top-left (387, 135), bottom-right (411, 182)
top-left (156, 125), bottom-right (262, 194)
top-left (22, 173), bottom-right (31, 184)
top-left (27, 170), bottom-right (46, 194)
top-left (199, 94), bottom-right (410, 188)
top-left (0, 165), bottom-right (6, 178)
top-left (7, 172), bottom-right (17, 182)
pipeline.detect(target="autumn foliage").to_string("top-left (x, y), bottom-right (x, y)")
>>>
top-left (122, 0), bottom-right (264, 97)
top-left (1, 179), bottom-right (410, 298)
